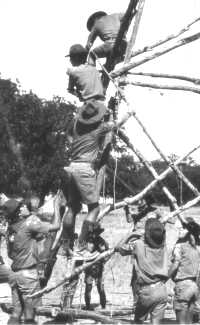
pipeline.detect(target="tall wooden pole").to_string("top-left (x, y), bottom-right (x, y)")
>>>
top-left (124, 0), bottom-right (146, 64)
top-left (97, 144), bottom-right (200, 220)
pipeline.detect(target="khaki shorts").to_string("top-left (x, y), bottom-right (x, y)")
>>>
top-left (174, 279), bottom-right (199, 311)
top-left (9, 267), bottom-right (41, 316)
top-left (64, 162), bottom-right (99, 206)
top-left (135, 281), bottom-right (167, 323)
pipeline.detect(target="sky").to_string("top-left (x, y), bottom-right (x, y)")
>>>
top-left (0, 0), bottom-right (200, 161)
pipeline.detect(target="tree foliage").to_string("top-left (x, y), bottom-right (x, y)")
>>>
top-left (0, 77), bottom-right (75, 199)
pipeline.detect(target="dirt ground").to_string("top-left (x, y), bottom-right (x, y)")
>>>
top-left (0, 206), bottom-right (200, 324)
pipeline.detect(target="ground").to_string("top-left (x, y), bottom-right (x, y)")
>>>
top-left (0, 205), bottom-right (200, 324)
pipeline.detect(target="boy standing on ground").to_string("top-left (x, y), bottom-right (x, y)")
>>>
top-left (3, 194), bottom-right (61, 325)
top-left (0, 209), bottom-right (14, 285)
top-left (84, 223), bottom-right (108, 310)
top-left (169, 219), bottom-right (200, 324)
top-left (116, 218), bottom-right (168, 324)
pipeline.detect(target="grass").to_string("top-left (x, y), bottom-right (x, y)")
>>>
top-left (1, 205), bottom-right (200, 324)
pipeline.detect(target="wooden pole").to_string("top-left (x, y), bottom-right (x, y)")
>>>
top-left (128, 72), bottom-right (200, 85)
top-left (106, 0), bottom-right (138, 72)
top-left (110, 32), bottom-right (200, 79)
top-left (117, 130), bottom-right (179, 209)
top-left (130, 17), bottom-right (200, 59)
top-left (124, 0), bottom-right (146, 63)
top-left (163, 194), bottom-right (200, 222)
top-left (36, 307), bottom-right (118, 324)
top-left (121, 80), bottom-right (200, 95)
top-left (28, 249), bottom-right (115, 299)
top-left (115, 93), bottom-right (200, 197)
top-left (97, 144), bottom-right (200, 220)
top-left (103, 0), bottom-right (138, 89)
top-left (0, 303), bottom-right (118, 324)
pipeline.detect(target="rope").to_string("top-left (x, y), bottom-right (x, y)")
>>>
top-left (113, 157), bottom-right (118, 209)
top-left (78, 272), bottom-right (84, 309)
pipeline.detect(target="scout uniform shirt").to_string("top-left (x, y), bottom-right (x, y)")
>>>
top-left (8, 214), bottom-right (52, 271)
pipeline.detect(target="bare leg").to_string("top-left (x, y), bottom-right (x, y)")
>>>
top-left (85, 283), bottom-right (93, 310)
top-left (97, 277), bottom-right (106, 308)
top-left (62, 206), bottom-right (77, 254)
top-left (8, 287), bottom-right (23, 324)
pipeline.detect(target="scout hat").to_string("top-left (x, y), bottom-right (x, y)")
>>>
top-left (65, 44), bottom-right (88, 58)
top-left (144, 218), bottom-right (166, 248)
top-left (87, 11), bottom-right (107, 31)
top-left (77, 100), bottom-right (107, 125)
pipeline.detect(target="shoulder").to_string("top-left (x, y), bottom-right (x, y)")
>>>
top-left (67, 65), bottom-right (82, 76)
top-left (116, 12), bottom-right (124, 20)
top-left (25, 214), bottom-right (41, 227)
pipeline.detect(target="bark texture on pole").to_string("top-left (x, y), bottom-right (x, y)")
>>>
top-left (128, 72), bottom-right (200, 85)
top-left (131, 17), bottom-right (200, 59)
top-left (122, 80), bottom-right (200, 95)
top-left (36, 307), bottom-right (118, 324)
top-left (110, 32), bottom-right (200, 78)
top-left (124, 0), bottom-right (146, 63)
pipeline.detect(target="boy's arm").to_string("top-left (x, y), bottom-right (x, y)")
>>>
top-left (115, 243), bottom-right (134, 256)
top-left (86, 28), bottom-right (98, 50)
top-left (28, 192), bottom-right (62, 234)
top-left (99, 108), bottom-right (135, 136)
top-left (168, 243), bottom-right (181, 279)
top-left (67, 73), bottom-right (76, 96)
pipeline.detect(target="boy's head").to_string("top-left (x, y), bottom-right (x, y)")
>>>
top-left (66, 44), bottom-right (88, 66)
top-left (87, 11), bottom-right (107, 31)
top-left (3, 199), bottom-right (31, 224)
top-left (144, 218), bottom-right (166, 249)
top-left (86, 236), bottom-right (96, 253)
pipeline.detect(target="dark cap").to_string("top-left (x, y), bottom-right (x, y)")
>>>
top-left (65, 44), bottom-right (88, 58)
top-left (145, 218), bottom-right (165, 249)
top-left (3, 199), bottom-right (22, 219)
top-left (87, 11), bottom-right (107, 31)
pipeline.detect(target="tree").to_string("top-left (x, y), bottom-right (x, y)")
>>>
top-left (0, 77), bottom-right (76, 199)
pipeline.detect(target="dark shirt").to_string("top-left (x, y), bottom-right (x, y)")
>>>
top-left (8, 215), bottom-right (51, 271)
top-left (67, 64), bottom-right (105, 101)
top-left (70, 120), bottom-right (115, 164)
top-left (87, 13), bottom-right (124, 46)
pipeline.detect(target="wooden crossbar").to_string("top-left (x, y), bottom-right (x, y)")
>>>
top-left (97, 144), bottom-right (200, 221)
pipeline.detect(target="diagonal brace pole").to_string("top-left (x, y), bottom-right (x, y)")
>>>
top-left (97, 144), bottom-right (200, 221)
top-left (117, 130), bottom-right (179, 211)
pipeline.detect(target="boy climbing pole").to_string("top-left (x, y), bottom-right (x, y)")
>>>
top-left (61, 99), bottom-right (134, 255)
top-left (66, 43), bottom-right (105, 101)
top-left (85, 11), bottom-right (129, 69)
